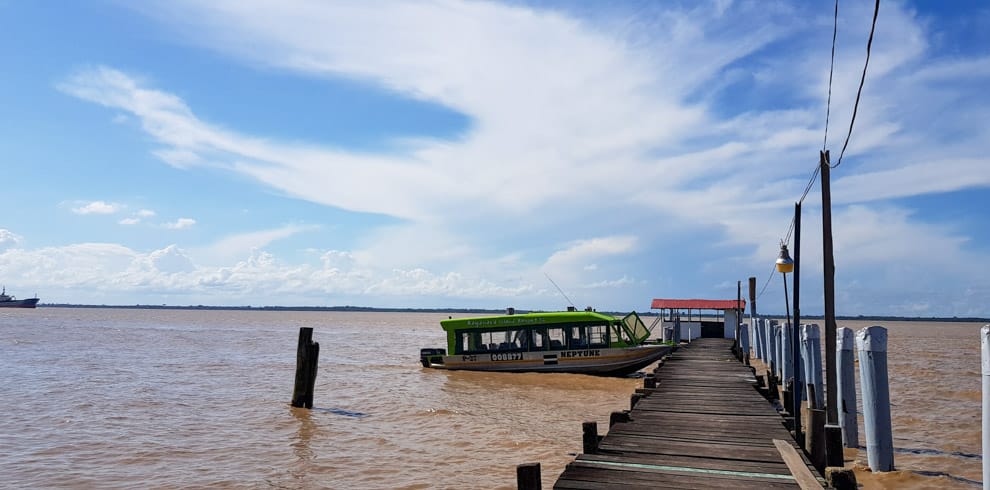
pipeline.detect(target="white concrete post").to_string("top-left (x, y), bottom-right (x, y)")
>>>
top-left (767, 319), bottom-right (779, 378)
top-left (801, 324), bottom-right (823, 410)
top-left (981, 325), bottom-right (989, 489)
top-left (739, 322), bottom-right (750, 365)
top-left (837, 327), bottom-right (858, 448)
top-left (857, 326), bottom-right (893, 472)
top-left (780, 323), bottom-right (792, 382)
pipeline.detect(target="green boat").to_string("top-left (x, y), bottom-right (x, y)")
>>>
top-left (419, 310), bottom-right (670, 376)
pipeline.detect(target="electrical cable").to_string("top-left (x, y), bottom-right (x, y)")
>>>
top-left (832, 0), bottom-right (880, 169)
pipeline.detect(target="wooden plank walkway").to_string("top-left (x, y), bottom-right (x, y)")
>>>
top-left (554, 338), bottom-right (824, 489)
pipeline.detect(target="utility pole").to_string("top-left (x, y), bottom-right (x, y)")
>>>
top-left (820, 150), bottom-right (843, 467)
top-left (792, 201), bottom-right (803, 447)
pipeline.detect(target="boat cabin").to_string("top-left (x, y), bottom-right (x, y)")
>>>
top-left (650, 298), bottom-right (746, 341)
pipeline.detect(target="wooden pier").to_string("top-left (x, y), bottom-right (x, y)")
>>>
top-left (553, 338), bottom-right (824, 489)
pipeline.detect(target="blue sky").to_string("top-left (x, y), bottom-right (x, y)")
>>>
top-left (1, 1), bottom-right (988, 317)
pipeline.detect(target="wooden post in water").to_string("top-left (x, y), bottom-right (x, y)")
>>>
top-left (516, 463), bottom-right (541, 490)
top-left (631, 393), bottom-right (644, 410)
top-left (857, 326), bottom-right (893, 471)
top-left (582, 421), bottom-right (599, 454)
top-left (291, 327), bottom-right (320, 409)
top-left (837, 327), bottom-right (859, 448)
top-left (982, 326), bottom-right (990, 490)
top-left (610, 411), bottom-right (631, 427)
top-left (806, 383), bottom-right (827, 474)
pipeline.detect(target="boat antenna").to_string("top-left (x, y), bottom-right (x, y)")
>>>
top-left (544, 273), bottom-right (575, 308)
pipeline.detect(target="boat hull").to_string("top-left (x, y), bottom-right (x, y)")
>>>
top-left (425, 344), bottom-right (671, 376)
top-left (0, 298), bottom-right (40, 308)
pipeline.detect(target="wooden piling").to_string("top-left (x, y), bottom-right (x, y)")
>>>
top-left (806, 385), bottom-right (827, 474)
top-left (582, 421), bottom-right (599, 454)
top-left (782, 378), bottom-right (794, 418)
top-left (609, 411), bottom-right (631, 427)
top-left (291, 327), bottom-right (320, 409)
top-left (630, 393), bottom-right (644, 410)
top-left (516, 463), bottom-right (541, 490)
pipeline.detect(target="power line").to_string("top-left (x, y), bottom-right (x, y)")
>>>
top-left (756, 262), bottom-right (776, 301)
top-left (762, 1), bottom-right (880, 300)
top-left (832, 0), bottom-right (880, 169)
top-left (822, 0), bottom-right (839, 151)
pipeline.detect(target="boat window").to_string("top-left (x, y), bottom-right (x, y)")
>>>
top-left (457, 331), bottom-right (488, 354)
top-left (568, 326), bottom-right (589, 349)
top-left (530, 327), bottom-right (548, 351)
top-left (587, 324), bottom-right (609, 348)
top-left (547, 327), bottom-right (566, 350)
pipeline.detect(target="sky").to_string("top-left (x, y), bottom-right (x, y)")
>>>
top-left (1, 1), bottom-right (989, 317)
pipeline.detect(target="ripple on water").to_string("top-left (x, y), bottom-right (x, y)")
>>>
top-left (0, 312), bottom-right (983, 489)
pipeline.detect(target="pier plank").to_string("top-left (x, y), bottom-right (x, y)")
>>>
top-left (553, 338), bottom-right (823, 489)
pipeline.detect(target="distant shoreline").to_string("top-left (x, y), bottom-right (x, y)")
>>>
top-left (32, 303), bottom-right (989, 322)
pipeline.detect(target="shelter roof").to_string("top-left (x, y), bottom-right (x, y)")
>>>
top-left (650, 298), bottom-right (746, 311)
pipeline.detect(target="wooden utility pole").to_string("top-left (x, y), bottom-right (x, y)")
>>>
top-left (792, 201), bottom-right (803, 447)
top-left (820, 151), bottom-right (843, 467)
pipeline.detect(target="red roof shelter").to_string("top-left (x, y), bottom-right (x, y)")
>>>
top-left (651, 298), bottom-right (745, 310)
top-left (650, 298), bottom-right (747, 339)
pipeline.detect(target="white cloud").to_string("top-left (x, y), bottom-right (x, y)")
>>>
top-left (71, 200), bottom-right (122, 215)
top-left (0, 229), bottom-right (23, 250)
top-left (164, 218), bottom-right (196, 229)
top-left (193, 223), bottom-right (318, 264)
top-left (118, 218), bottom-right (140, 225)
top-left (543, 236), bottom-right (638, 273)
top-left (137, 209), bottom-right (156, 217)
top-left (38, 1), bottom-right (990, 314)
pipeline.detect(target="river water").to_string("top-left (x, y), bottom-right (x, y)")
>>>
top-left (0, 309), bottom-right (983, 489)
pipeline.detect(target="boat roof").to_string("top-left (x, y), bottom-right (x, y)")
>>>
top-left (440, 311), bottom-right (617, 332)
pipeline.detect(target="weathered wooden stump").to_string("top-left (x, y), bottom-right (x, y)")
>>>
top-left (291, 327), bottom-right (320, 409)
top-left (516, 462), bottom-right (541, 490)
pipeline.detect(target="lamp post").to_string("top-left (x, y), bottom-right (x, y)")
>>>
top-left (776, 242), bottom-right (797, 439)
top-left (776, 243), bottom-right (794, 331)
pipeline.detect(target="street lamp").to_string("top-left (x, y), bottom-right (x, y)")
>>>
top-left (776, 242), bottom-right (794, 332)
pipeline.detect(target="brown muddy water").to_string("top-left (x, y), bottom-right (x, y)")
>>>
top-left (0, 309), bottom-right (983, 489)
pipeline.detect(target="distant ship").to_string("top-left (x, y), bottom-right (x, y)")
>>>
top-left (0, 286), bottom-right (39, 308)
